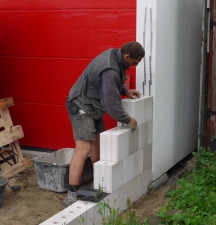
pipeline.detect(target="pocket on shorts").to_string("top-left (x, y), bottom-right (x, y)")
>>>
top-left (66, 97), bottom-right (78, 114)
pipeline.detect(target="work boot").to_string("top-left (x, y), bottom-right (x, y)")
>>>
top-left (64, 191), bottom-right (77, 207)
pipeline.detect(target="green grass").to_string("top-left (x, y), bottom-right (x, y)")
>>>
top-left (156, 148), bottom-right (216, 225)
top-left (84, 147), bottom-right (216, 225)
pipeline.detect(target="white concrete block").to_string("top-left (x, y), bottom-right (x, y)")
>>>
top-left (112, 160), bottom-right (124, 191)
top-left (123, 154), bottom-right (133, 184)
top-left (129, 127), bottom-right (139, 155)
top-left (117, 168), bottom-right (151, 211)
top-left (99, 131), bottom-right (106, 161)
top-left (93, 161), bottom-right (106, 190)
top-left (125, 97), bottom-right (144, 125)
top-left (143, 96), bottom-right (153, 122)
top-left (93, 160), bottom-right (123, 193)
top-left (103, 191), bottom-right (119, 210)
top-left (136, 172), bottom-right (148, 199)
top-left (148, 120), bottom-right (153, 145)
top-left (118, 97), bottom-right (144, 126)
top-left (117, 178), bottom-right (130, 210)
top-left (146, 167), bottom-right (153, 185)
top-left (123, 149), bottom-right (143, 184)
top-left (138, 122), bottom-right (148, 150)
top-left (40, 200), bottom-right (93, 225)
top-left (71, 201), bottom-right (96, 225)
top-left (40, 168), bottom-right (153, 225)
top-left (118, 95), bottom-right (153, 127)
top-left (93, 161), bottom-right (100, 189)
top-left (143, 144), bottom-right (152, 171)
top-left (100, 127), bottom-right (131, 162)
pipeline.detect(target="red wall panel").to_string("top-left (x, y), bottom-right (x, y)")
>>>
top-left (0, 0), bottom-right (135, 10)
top-left (0, 0), bottom-right (136, 150)
top-left (0, 11), bottom-right (135, 57)
top-left (0, 57), bottom-right (90, 104)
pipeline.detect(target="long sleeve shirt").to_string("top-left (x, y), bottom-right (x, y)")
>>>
top-left (98, 68), bottom-right (131, 124)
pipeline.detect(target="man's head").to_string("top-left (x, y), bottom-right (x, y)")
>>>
top-left (121, 41), bottom-right (145, 68)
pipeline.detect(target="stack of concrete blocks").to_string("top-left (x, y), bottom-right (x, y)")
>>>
top-left (40, 95), bottom-right (153, 225)
top-left (94, 95), bottom-right (153, 206)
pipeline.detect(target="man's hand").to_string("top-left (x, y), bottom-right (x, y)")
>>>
top-left (128, 118), bottom-right (137, 130)
top-left (126, 89), bottom-right (141, 99)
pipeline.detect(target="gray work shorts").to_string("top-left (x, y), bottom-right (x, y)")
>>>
top-left (68, 109), bottom-right (105, 140)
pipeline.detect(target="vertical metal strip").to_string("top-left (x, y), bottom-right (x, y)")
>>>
top-left (149, 8), bottom-right (153, 95)
top-left (143, 6), bottom-right (147, 95)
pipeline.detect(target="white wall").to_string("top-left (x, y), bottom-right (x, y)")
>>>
top-left (136, 0), bottom-right (203, 180)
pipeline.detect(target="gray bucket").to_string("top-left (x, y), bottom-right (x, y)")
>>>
top-left (32, 148), bottom-right (93, 192)
top-left (0, 175), bottom-right (8, 207)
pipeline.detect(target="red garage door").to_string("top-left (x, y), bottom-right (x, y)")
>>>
top-left (0, 1), bottom-right (136, 150)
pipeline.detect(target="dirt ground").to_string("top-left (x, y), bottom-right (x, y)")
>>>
top-left (0, 154), bottom-right (193, 225)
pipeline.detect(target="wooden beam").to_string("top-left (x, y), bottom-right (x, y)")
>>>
top-left (12, 140), bottom-right (24, 161)
top-left (0, 125), bottom-right (24, 148)
top-left (0, 157), bottom-right (33, 179)
top-left (0, 97), bottom-right (14, 110)
top-left (0, 107), bottom-right (14, 129)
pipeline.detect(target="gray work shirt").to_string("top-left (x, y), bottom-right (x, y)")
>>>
top-left (98, 68), bottom-right (131, 124)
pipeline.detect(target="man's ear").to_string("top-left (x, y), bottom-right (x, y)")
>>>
top-left (123, 54), bottom-right (130, 62)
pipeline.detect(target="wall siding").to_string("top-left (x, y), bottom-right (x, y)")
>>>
top-left (0, 1), bottom-right (136, 149)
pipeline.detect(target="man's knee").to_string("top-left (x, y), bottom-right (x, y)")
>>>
top-left (75, 141), bottom-right (92, 158)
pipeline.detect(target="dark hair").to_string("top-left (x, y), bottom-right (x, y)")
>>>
top-left (121, 41), bottom-right (145, 59)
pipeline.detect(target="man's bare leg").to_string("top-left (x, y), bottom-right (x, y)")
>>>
top-left (64, 140), bottom-right (92, 207)
top-left (90, 134), bottom-right (100, 164)
top-left (69, 140), bottom-right (92, 185)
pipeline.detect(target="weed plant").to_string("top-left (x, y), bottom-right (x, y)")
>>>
top-left (156, 148), bottom-right (216, 225)
top-left (96, 197), bottom-right (149, 225)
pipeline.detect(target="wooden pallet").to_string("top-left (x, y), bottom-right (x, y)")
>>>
top-left (0, 97), bottom-right (32, 178)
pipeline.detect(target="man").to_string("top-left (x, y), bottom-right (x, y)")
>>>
top-left (65, 41), bottom-right (145, 206)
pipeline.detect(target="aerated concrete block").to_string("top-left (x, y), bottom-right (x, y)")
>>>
top-left (94, 160), bottom-right (123, 193)
top-left (117, 168), bottom-right (152, 211)
top-left (40, 200), bottom-right (94, 225)
top-left (117, 95), bottom-right (153, 127)
top-left (100, 127), bottom-right (130, 162)
top-left (123, 149), bottom-right (143, 184)
top-left (142, 96), bottom-right (153, 122)
top-left (143, 144), bottom-right (152, 171)
top-left (74, 201), bottom-right (99, 225)
top-left (120, 97), bottom-right (145, 126)
top-left (136, 169), bottom-right (149, 198)
top-left (138, 122), bottom-right (148, 150)
top-left (40, 168), bottom-right (153, 225)
top-left (148, 120), bottom-right (153, 145)
top-left (129, 127), bottom-right (139, 155)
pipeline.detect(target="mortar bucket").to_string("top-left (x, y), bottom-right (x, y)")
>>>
top-left (0, 175), bottom-right (8, 207)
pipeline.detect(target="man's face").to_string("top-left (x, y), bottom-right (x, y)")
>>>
top-left (124, 54), bottom-right (143, 68)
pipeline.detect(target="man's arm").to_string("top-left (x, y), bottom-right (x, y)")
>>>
top-left (98, 69), bottom-right (138, 130)
top-left (98, 69), bottom-right (131, 124)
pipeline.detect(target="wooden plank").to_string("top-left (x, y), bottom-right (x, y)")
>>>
top-left (12, 140), bottom-right (24, 161)
top-left (0, 108), bottom-right (13, 129)
top-left (0, 157), bottom-right (33, 179)
top-left (0, 97), bottom-right (14, 110)
top-left (0, 125), bottom-right (24, 148)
